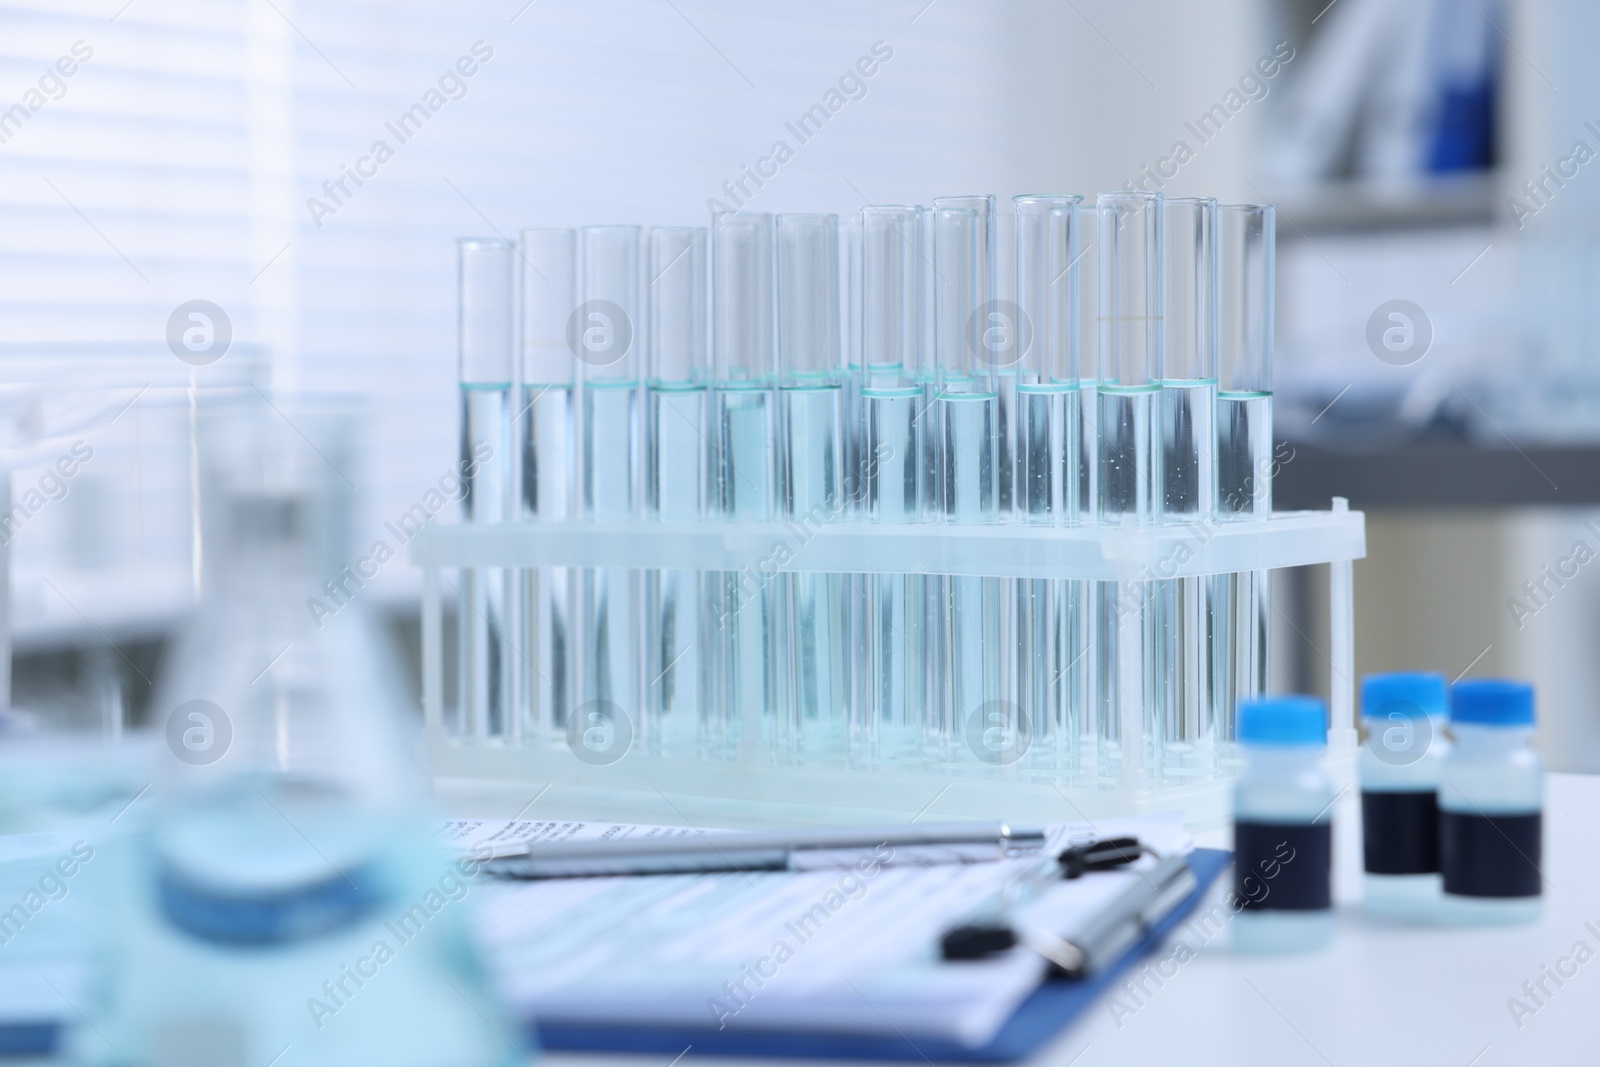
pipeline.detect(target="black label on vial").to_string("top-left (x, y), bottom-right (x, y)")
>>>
top-left (1233, 821), bottom-right (1331, 911)
top-left (1441, 811), bottom-right (1543, 898)
top-left (1362, 790), bottom-right (1440, 875)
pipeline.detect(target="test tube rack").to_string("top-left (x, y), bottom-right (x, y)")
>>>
top-left (413, 501), bottom-right (1364, 830)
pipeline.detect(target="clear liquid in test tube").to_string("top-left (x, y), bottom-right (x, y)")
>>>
top-left (1095, 193), bottom-right (1163, 784)
top-left (1214, 204), bottom-right (1276, 751)
top-left (932, 196), bottom-right (1010, 769)
top-left (775, 214), bottom-right (850, 762)
top-left (1160, 198), bottom-right (1218, 774)
top-left (1075, 202), bottom-right (1100, 768)
top-left (645, 226), bottom-right (708, 757)
top-left (576, 226), bottom-right (642, 747)
top-left (709, 212), bottom-right (777, 762)
top-left (860, 206), bottom-right (926, 763)
top-left (457, 238), bottom-right (515, 740)
top-left (1013, 194), bottom-right (1085, 772)
top-left (917, 205), bottom-right (949, 755)
top-left (519, 228), bottom-right (577, 745)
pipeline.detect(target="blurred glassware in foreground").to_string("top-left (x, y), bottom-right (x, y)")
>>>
top-left (86, 397), bottom-right (527, 1067)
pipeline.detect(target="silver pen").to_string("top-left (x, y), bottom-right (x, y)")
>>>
top-left (480, 821), bottom-right (1048, 878)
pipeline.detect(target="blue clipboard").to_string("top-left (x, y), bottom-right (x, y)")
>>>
top-left (532, 847), bottom-right (1231, 1062)
top-left (0, 850), bottom-right (1230, 1063)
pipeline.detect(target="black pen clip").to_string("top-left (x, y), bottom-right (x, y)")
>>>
top-left (1058, 836), bottom-right (1148, 879)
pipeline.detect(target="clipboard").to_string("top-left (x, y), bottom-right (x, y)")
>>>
top-left (0, 847), bottom-right (1227, 1063)
top-left (530, 847), bottom-right (1230, 1063)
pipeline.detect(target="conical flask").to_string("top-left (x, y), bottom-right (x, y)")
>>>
top-left (88, 398), bottom-right (529, 1067)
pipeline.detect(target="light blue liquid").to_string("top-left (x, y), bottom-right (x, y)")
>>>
top-left (1017, 383), bottom-right (1083, 769)
top-left (1217, 391), bottom-right (1271, 518)
top-left (996, 369), bottom-right (1017, 515)
top-left (779, 384), bottom-right (850, 761)
top-left (94, 778), bottom-right (523, 1067)
top-left (1097, 385), bottom-right (1161, 779)
top-left (581, 381), bottom-right (639, 720)
top-left (939, 390), bottom-right (1004, 764)
top-left (863, 385), bottom-right (925, 761)
top-left (1214, 391), bottom-right (1272, 744)
top-left (918, 375), bottom-right (948, 754)
top-left (459, 386), bottom-right (512, 741)
top-left (1162, 379), bottom-right (1218, 773)
top-left (646, 383), bottom-right (705, 756)
top-left (708, 385), bottom-right (775, 761)
top-left (520, 383), bottom-right (573, 743)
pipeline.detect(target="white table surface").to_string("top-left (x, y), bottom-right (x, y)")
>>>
top-left (492, 771), bottom-right (1600, 1067)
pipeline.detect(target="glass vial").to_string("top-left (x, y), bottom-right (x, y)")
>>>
top-left (1441, 679), bottom-right (1543, 924)
top-left (1359, 672), bottom-right (1448, 915)
top-left (1232, 695), bottom-right (1334, 954)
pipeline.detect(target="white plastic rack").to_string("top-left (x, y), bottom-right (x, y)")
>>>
top-left (412, 501), bottom-right (1364, 830)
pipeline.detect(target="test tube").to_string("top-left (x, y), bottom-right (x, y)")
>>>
top-left (1214, 204), bottom-right (1275, 746)
top-left (1075, 202), bottom-right (1100, 770)
top-left (1013, 194), bottom-right (1084, 770)
top-left (457, 237), bottom-right (515, 740)
top-left (860, 205), bottom-right (927, 762)
top-left (709, 212), bottom-right (777, 761)
top-left (1095, 192), bottom-right (1163, 783)
top-left (840, 211), bottom-right (869, 750)
top-left (932, 195), bottom-right (1008, 766)
top-left (994, 208), bottom-right (1020, 517)
top-left (519, 228), bottom-right (577, 745)
top-left (917, 205), bottom-right (947, 753)
top-left (775, 214), bottom-right (850, 761)
top-left (1161, 198), bottom-right (1219, 772)
top-left (645, 226), bottom-right (708, 756)
top-left (576, 225), bottom-right (642, 735)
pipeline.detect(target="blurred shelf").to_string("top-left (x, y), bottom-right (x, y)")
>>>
top-left (1265, 174), bottom-right (1499, 234)
top-left (1275, 438), bottom-right (1600, 510)
top-left (11, 568), bottom-right (193, 652)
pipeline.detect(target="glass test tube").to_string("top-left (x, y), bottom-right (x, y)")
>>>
top-left (841, 213), bottom-right (869, 744)
top-left (1214, 204), bottom-right (1275, 747)
top-left (457, 238), bottom-right (515, 740)
top-left (917, 205), bottom-right (947, 753)
top-left (775, 214), bottom-right (850, 761)
top-left (645, 226), bottom-right (708, 756)
top-left (519, 228), bottom-right (577, 745)
top-left (1160, 198), bottom-right (1219, 773)
top-left (1095, 192), bottom-right (1163, 783)
top-left (576, 226), bottom-right (642, 733)
top-left (1074, 201), bottom-right (1100, 768)
top-left (709, 212), bottom-right (777, 761)
top-left (932, 195), bottom-right (1008, 767)
top-left (860, 206), bottom-right (927, 761)
top-left (1014, 194), bottom-right (1085, 771)
top-left (994, 209), bottom-right (1021, 517)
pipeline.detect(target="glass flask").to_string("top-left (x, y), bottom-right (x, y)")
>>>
top-left (85, 398), bottom-right (529, 1067)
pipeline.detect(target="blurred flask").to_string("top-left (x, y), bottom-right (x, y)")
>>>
top-left (86, 398), bottom-right (527, 1067)
top-left (0, 733), bottom-right (145, 1062)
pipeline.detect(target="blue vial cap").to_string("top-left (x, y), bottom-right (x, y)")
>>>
top-left (1361, 672), bottom-right (1447, 720)
top-left (1451, 679), bottom-right (1535, 727)
top-left (1237, 696), bottom-right (1327, 747)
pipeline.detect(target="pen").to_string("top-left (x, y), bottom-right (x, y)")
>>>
top-left (1022, 851), bottom-right (1196, 978)
top-left (941, 837), bottom-right (1198, 979)
top-left (480, 821), bottom-right (1048, 878)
